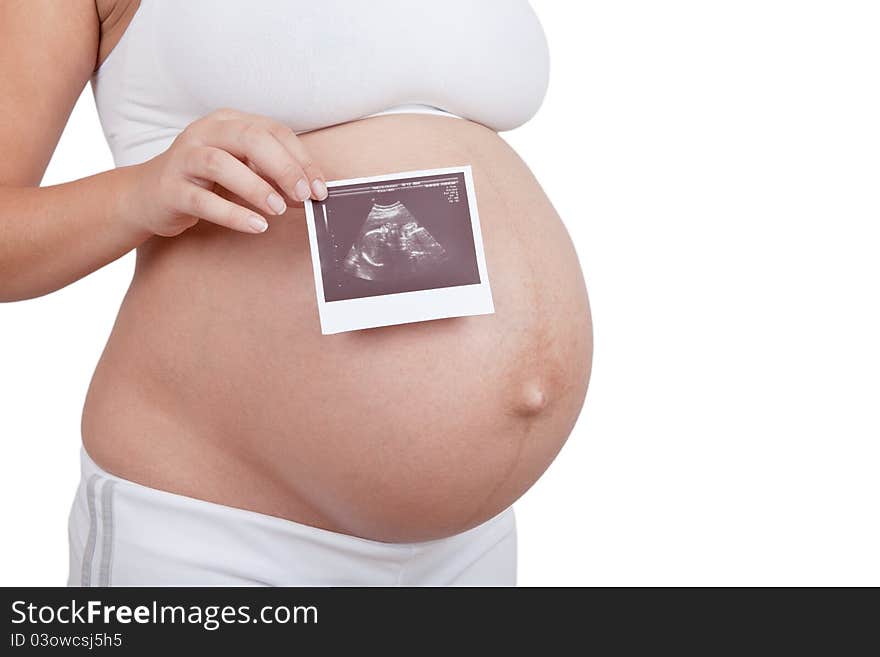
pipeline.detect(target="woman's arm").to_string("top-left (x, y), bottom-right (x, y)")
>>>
top-left (0, 0), bottom-right (327, 302)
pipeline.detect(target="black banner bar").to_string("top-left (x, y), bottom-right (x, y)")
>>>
top-left (1, 587), bottom-right (874, 651)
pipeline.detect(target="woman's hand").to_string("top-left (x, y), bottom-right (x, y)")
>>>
top-left (1, 8), bottom-right (325, 299)
top-left (133, 108), bottom-right (328, 237)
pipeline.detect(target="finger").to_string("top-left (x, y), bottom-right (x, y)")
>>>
top-left (220, 111), bottom-right (327, 200)
top-left (242, 157), bottom-right (285, 198)
top-left (207, 119), bottom-right (310, 203)
top-left (186, 107), bottom-right (243, 135)
top-left (208, 107), bottom-right (243, 121)
top-left (179, 183), bottom-right (269, 234)
top-left (186, 146), bottom-right (287, 216)
top-left (258, 119), bottom-right (328, 200)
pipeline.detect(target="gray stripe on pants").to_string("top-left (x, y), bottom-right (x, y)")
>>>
top-left (80, 475), bottom-right (100, 587)
top-left (98, 480), bottom-right (117, 587)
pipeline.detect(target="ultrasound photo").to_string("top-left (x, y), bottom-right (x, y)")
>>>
top-left (340, 200), bottom-right (448, 286)
top-left (304, 166), bottom-right (494, 334)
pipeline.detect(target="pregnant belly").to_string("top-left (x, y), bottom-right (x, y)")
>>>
top-left (82, 114), bottom-right (592, 542)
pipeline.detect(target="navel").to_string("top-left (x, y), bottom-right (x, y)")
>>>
top-left (513, 380), bottom-right (549, 417)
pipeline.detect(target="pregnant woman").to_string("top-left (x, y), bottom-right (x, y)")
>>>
top-left (0, 0), bottom-right (592, 585)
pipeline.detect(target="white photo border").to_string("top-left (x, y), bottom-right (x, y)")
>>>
top-left (303, 165), bottom-right (495, 335)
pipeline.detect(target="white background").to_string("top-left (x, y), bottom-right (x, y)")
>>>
top-left (1, 1), bottom-right (878, 586)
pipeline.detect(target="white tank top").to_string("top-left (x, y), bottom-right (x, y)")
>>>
top-left (92, 0), bottom-right (550, 167)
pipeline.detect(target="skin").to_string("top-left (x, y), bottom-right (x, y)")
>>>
top-left (0, 0), bottom-right (328, 302)
top-left (1, 0), bottom-right (593, 542)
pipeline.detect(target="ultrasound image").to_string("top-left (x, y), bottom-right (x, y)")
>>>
top-left (312, 171), bottom-right (481, 302)
top-left (342, 201), bottom-right (448, 281)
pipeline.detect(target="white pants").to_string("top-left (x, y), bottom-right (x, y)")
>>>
top-left (68, 449), bottom-right (516, 586)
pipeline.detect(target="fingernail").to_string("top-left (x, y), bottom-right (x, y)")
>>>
top-left (311, 179), bottom-right (328, 200)
top-left (248, 215), bottom-right (268, 233)
top-left (267, 192), bottom-right (286, 215)
top-left (294, 179), bottom-right (311, 202)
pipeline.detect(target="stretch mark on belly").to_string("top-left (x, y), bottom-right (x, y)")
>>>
top-left (460, 397), bottom-right (543, 530)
